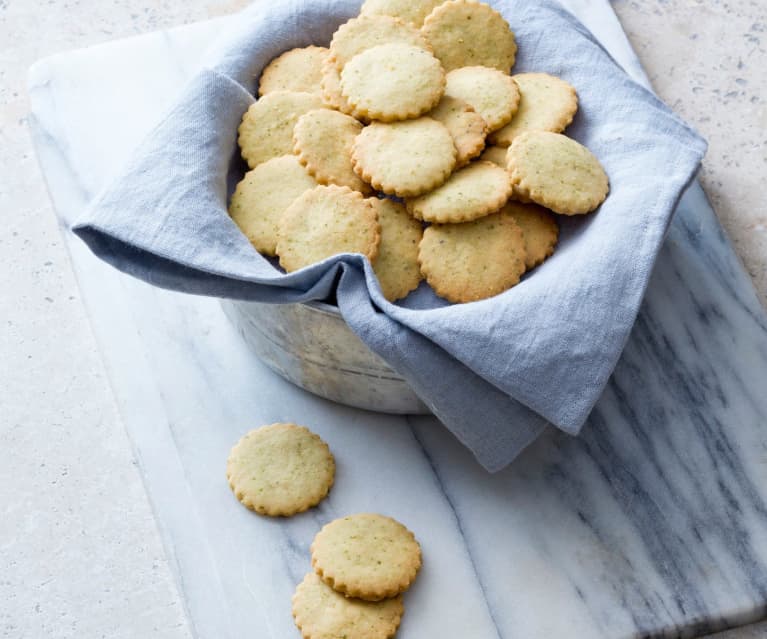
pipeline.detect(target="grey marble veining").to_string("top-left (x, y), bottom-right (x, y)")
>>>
top-left (27, 3), bottom-right (767, 638)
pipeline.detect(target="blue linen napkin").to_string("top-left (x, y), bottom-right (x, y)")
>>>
top-left (72, 0), bottom-right (707, 471)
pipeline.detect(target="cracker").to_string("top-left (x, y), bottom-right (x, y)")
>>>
top-left (258, 46), bottom-right (328, 97)
top-left (229, 155), bottom-right (317, 256)
top-left (444, 66), bottom-right (520, 132)
top-left (406, 161), bottom-right (512, 223)
top-left (503, 201), bottom-right (559, 269)
top-left (292, 572), bottom-right (404, 639)
top-left (506, 131), bottom-right (609, 215)
top-left (277, 185), bottom-right (381, 272)
top-left (320, 56), bottom-right (361, 117)
top-left (489, 73), bottom-right (578, 146)
top-left (351, 118), bottom-right (457, 197)
top-left (238, 91), bottom-right (327, 169)
top-left (418, 210), bottom-right (527, 303)
top-left (421, 0), bottom-right (517, 72)
top-left (429, 95), bottom-right (487, 167)
top-left (360, 0), bottom-right (446, 27)
top-left (311, 513), bottom-right (422, 601)
top-left (341, 43), bottom-right (445, 122)
top-left (329, 14), bottom-right (430, 70)
top-left (370, 199), bottom-right (423, 301)
top-left (294, 109), bottom-right (370, 193)
top-left (226, 423), bottom-right (334, 517)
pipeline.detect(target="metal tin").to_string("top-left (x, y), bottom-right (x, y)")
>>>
top-left (221, 299), bottom-right (431, 414)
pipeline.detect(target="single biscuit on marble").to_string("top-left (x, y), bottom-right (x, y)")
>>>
top-left (226, 423), bottom-right (335, 517)
top-left (418, 210), bottom-right (527, 303)
top-left (370, 199), bottom-right (423, 301)
top-left (421, 0), bottom-right (517, 72)
top-left (311, 513), bottom-right (422, 601)
top-left (329, 14), bottom-right (430, 70)
top-left (502, 201), bottom-right (559, 269)
top-left (294, 109), bottom-right (370, 193)
top-left (444, 66), bottom-right (520, 133)
top-left (277, 185), bottom-right (381, 272)
top-left (490, 73), bottom-right (578, 146)
top-left (341, 43), bottom-right (445, 122)
top-left (406, 161), bottom-right (512, 223)
top-left (352, 118), bottom-right (457, 197)
top-left (360, 0), bottom-right (446, 27)
top-left (238, 91), bottom-right (327, 169)
top-left (506, 131), bottom-right (609, 215)
top-left (292, 572), bottom-right (404, 639)
top-left (258, 46), bottom-right (328, 97)
top-left (429, 95), bottom-right (487, 167)
top-left (229, 155), bottom-right (317, 256)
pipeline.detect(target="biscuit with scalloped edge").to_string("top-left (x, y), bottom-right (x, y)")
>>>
top-left (292, 572), bottom-right (404, 639)
top-left (506, 131), bottom-right (608, 215)
top-left (421, 0), bottom-right (517, 72)
top-left (444, 66), bottom-right (520, 132)
top-left (277, 185), bottom-right (381, 271)
top-left (341, 43), bottom-right (445, 122)
top-left (370, 199), bottom-right (423, 301)
top-left (329, 14), bottom-right (430, 70)
top-left (238, 91), bottom-right (327, 169)
top-left (360, 0), bottom-right (446, 27)
top-left (229, 155), bottom-right (317, 256)
top-left (258, 46), bottom-right (328, 97)
top-left (490, 73), bottom-right (578, 146)
top-left (352, 118), bottom-right (457, 197)
top-left (429, 95), bottom-right (487, 167)
top-left (293, 109), bottom-right (370, 193)
top-left (320, 56), bottom-right (362, 118)
top-left (418, 209), bottom-right (527, 303)
top-left (502, 201), bottom-right (559, 269)
top-left (311, 513), bottom-right (422, 601)
top-left (226, 423), bottom-right (334, 517)
top-left (406, 161), bottom-right (511, 223)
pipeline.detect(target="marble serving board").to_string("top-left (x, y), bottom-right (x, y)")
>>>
top-left (27, 2), bottom-right (767, 638)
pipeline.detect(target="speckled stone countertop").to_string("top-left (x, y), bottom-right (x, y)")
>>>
top-left (1, 1), bottom-right (765, 638)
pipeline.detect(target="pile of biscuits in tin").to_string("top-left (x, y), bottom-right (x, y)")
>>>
top-left (230, 0), bottom-right (609, 304)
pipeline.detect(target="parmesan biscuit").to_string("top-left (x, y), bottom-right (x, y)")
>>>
top-left (370, 199), bottom-right (423, 301)
top-left (506, 131), bottom-right (609, 215)
top-left (360, 0), bottom-right (446, 27)
top-left (429, 95), bottom-right (487, 167)
top-left (258, 46), bottom-right (328, 97)
top-left (320, 56), bottom-right (361, 118)
top-left (444, 66), bottom-right (520, 132)
top-left (503, 201), bottom-right (559, 269)
top-left (406, 161), bottom-right (512, 223)
top-left (292, 572), bottom-right (404, 639)
top-left (229, 155), bottom-right (317, 256)
top-left (352, 118), bottom-right (457, 197)
top-left (329, 14), bottom-right (430, 70)
top-left (238, 91), bottom-right (327, 169)
top-left (490, 73), bottom-right (578, 146)
top-left (226, 423), bottom-right (335, 517)
top-left (311, 513), bottom-right (422, 601)
top-left (277, 185), bottom-right (381, 272)
top-left (421, 0), bottom-right (517, 72)
top-left (479, 146), bottom-right (531, 202)
top-left (293, 109), bottom-right (370, 193)
top-left (418, 210), bottom-right (527, 303)
top-left (341, 43), bottom-right (445, 122)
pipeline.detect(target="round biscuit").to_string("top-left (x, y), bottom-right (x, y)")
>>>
top-left (444, 66), bottom-right (520, 132)
top-left (502, 201), bottom-right (559, 269)
top-left (341, 43), bottom-right (445, 122)
top-left (226, 423), bottom-right (335, 517)
top-left (238, 91), bottom-right (327, 169)
top-left (258, 46), bottom-right (328, 97)
top-left (428, 95), bottom-right (487, 167)
top-left (506, 131), bottom-right (609, 215)
top-left (277, 185), bottom-right (381, 272)
top-left (351, 117), bottom-right (457, 197)
top-left (229, 155), bottom-right (317, 256)
top-left (421, 0), bottom-right (517, 72)
top-left (311, 513), bottom-right (422, 601)
top-left (292, 572), bottom-right (404, 639)
top-left (360, 0), bottom-right (446, 27)
top-left (418, 210), bottom-right (527, 303)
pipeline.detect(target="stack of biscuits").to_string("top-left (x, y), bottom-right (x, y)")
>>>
top-left (230, 0), bottom-right (609, 304)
